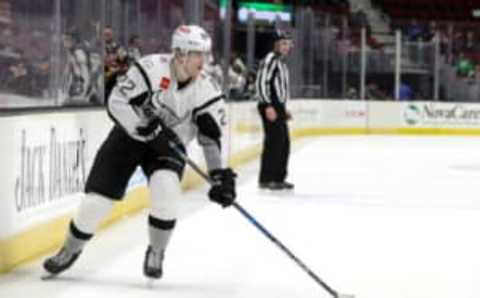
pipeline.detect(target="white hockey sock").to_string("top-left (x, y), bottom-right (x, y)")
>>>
top-left (148, 170), bottom-right (181, 253)
top-left (149, 170), bottom-right (181, 220)
top-left (148, 215), bottom-right (176, 253)
top-left (73, 192), bottom-right (115, 235)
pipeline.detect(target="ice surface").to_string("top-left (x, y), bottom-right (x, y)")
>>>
top-left (1, 136), bottom-right (479, 298)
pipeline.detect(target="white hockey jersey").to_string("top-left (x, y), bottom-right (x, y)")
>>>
top-left (107, 54), bottom-right (227, 169)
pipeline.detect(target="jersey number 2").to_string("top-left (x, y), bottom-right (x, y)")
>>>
top-left (218, 108), bottom-right (227, 126)
top-left (119, 79), bottom-right (136, 97)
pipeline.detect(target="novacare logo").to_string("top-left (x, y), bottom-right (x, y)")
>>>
top-left (404, 104), bottom-right (421, 125)
top-left (404, 103), bottom-right (480, 126)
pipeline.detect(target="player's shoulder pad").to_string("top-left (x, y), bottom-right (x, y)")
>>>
top-left (195, 73), bottom-right (223, 106)
top-left (192, 73), bottom-right (224, 117)
top-left (134, 54), bottom-right (173, 91)
top-left (136, 54), bottom-right (171, 75)
top-left (196, 72), bottom-right (223, 100)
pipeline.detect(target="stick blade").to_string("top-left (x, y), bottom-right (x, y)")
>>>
top-left (338, 294), bottom-right (355, 298)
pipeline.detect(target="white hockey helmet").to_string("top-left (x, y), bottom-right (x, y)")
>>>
top-left (171, 25), bottom-right (211, 53)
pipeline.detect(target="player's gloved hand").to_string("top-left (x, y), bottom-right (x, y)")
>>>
top-left (137, 119), bottom-right (185, 156)
top-left (157, 125), bottom-right (184, 151)
top-left (208, 168), bottom-right (237, 207)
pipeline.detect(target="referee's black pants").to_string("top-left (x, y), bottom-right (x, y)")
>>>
top-left (258, 104), bottom-right (290, 184)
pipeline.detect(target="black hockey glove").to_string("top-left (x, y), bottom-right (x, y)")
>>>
top-left (208, 168), bottom-right (237, 208)
top-left (139, 119), bottom-right (185, 157)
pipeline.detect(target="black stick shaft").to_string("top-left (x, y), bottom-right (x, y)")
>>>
top-left (168, 141), bottom-right (339, 298)
top-left (231, 201), bottom-right (338, 297)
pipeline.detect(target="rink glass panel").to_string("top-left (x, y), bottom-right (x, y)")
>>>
top-left (2, 2), bottom-right (480, 109)
top-left (0, 0), bottom-right (104, 108)
top-left (104, 0), bottom-right (186, 56)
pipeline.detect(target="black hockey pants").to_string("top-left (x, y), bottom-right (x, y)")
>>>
top-left (258, 104), bottom-right (290, 184)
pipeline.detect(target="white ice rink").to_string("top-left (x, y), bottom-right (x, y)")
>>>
top-left (1, 136), bottom-right (480, 298)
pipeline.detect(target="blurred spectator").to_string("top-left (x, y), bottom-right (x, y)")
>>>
top-left (0, 26), bottom-right (24, 92)
top-left (104, 26), bottom-right (128, 74)
top-left (463, 31), bottom-right (480, 53)
top-left (204, 54), bottom-right (223, 86)
top-left (366, 83), bottom-right (388, 100)
top-left (438, 30), bottom-right (450, 57)
top-left (456, 52), bottom-right (475, 78)
top-left (452, 31), bottom-right (465, 56)
top-left (243, 71), bottom-right (257, 100)
top-left (227, 68), bottom-right (246, 100)
top-left (230, 51), bottom-right (247, 76)
top-left (104, 27), bottom-right (128, 89)
top-left (423, 21), bottom-right (437, 42)
top-left (228, 52), bottom-right (248, 99)
top-left (31, 61), bottom-right (50, 97)
top-left (399, 82), bottom-right (413, 101)
top-left (127, 34), bottom-right (143, 63)
top-left (475, 64), bottom-right (480, 81)
top-left (346, 87), bottom-right (359, 99)
top-left (0, 27), bottom-right (19, 63)
top-left (406, 19), bottom-right (425, 42)
top-left (3, 50), bottom-right (33, 95)
top-left (350, 9), bottom-right (371, 36)
top-left (61, 31), bottom-right (96, 104)
top-left (104, 26), bottom-right (121, 56)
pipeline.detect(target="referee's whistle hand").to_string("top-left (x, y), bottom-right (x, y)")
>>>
top-left (266, 106), bottom-right (277, 122)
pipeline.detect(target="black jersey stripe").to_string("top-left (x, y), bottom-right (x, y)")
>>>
top-left (148, 215), bottom-right (176, 230)
top-left (192, 95), bottom-right (225, 117)
top-left (70, 221), bottom-right (93, 240)
top-left (256, 51), bottom-right (289, 105)
top-left (129, 91), bottom-right (150, 106)
top-left (257, 53), bottom-right (277, 103)
top-left (134, 61), bottom-right (152, 92)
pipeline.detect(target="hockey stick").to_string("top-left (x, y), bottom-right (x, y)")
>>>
top-left (167, 140), bottom-right (354, 298)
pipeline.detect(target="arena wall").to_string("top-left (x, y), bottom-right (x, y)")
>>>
top-left (1, 99), bottom-right (479, 273)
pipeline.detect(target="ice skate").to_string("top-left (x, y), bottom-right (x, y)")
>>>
top-left (143, 246), bottom-right (164, 280)
top-left (42, 247), bottom-right (82, 279)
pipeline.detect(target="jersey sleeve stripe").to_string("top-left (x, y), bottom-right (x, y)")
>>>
top-left (256, 65), bottom-right (269, 103)
top-left (129, 91), bottom-right (150, 106)
top-left (134, 61), bottom-right (152, 92)
top-left (257, 53), bottom-right (277, 104)
top-left (192, 95), bottom-right (225, 118)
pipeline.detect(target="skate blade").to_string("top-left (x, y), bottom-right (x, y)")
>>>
top-left (41, 273), bottom-right (58, 281)
top-left (258, 188), bottom-right (294, 193)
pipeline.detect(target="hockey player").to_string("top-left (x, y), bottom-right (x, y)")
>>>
top-left (43, 25), bottom-right (236, 279)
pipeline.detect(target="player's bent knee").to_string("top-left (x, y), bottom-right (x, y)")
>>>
top-left (73, 192), bottom-right (115, 235)
top-left (149, 170), bottom-right (181, 220)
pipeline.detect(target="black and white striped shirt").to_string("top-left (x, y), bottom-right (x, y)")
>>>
top-left (256, 52), bottom-right (290, 106)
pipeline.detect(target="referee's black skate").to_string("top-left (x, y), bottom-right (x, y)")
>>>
top-left (143, 246), bottom-right (164, 279)
top-left (42, 247), bottom-right (82, 277)
top-left (279, 181), bottom-right (294, 190)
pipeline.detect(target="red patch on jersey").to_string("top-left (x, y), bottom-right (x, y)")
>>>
top-left (178, 26), bottom-right (190, 33)
top-left (160, 77), bottom-right (170, 90)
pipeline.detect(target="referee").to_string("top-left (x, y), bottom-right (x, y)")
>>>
top-left (256, 30), bottom-right (294, 190)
